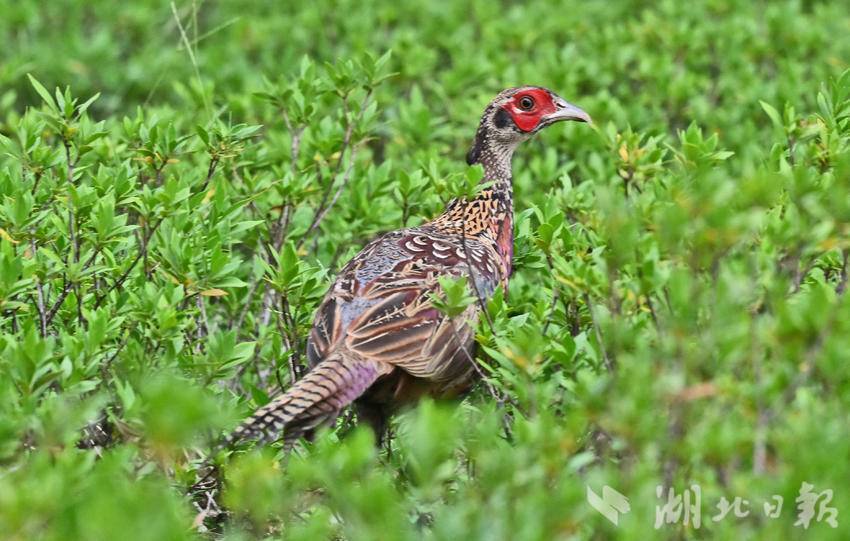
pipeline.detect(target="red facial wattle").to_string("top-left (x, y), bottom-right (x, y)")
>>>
top-left (501, 88), bottom-right (557, 132)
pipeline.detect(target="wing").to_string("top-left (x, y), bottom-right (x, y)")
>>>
top-left (306, 227), bottom-right (504, 384)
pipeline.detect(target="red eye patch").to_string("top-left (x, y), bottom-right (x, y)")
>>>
top-left (501, 88), bottom-right (557, 132)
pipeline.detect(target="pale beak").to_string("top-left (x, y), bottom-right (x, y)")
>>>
top-left (544, 98), bottom-right (592, 125)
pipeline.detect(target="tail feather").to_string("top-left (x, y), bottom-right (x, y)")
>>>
top-left (225, 354), bottom-right (385, 448)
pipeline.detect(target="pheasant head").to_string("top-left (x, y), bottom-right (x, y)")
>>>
top-left (430, 87), bottom-right (590, 281)
top-left (466, 86), bottom-right (591, 174)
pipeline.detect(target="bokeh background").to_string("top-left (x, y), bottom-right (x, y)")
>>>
top-left (1, 1), bottom-right (850, 539)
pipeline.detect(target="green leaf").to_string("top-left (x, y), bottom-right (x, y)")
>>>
top-left (26, 74), bottom-right (56, 111)
top-left (760, 100), bottom-right (783, 130)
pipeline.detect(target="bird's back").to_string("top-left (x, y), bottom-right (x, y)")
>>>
top-left (306, 223), bottom-right (504, 384)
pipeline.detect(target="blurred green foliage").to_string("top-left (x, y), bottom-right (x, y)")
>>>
top-left (1, 0), bottom-right (850, 539)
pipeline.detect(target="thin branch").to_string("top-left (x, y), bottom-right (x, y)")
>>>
top-left (566, 297), bottom-right (580, 337)
top-left (271, 309), bottom-right (292, 393)
top-left (635, 249), bottom-right (661, 334)
top-left (299, 155), bottom-right (358, 246)
top-left (790, 250), bottom-right (823, 294)
top-left (278, 294), bottom-right (302, 382)
top-left (258, 286), bottom-right (276, 330)
top-left (45, 247), bottom-right (101, 326)
top-left (63, 140), bottom-right (80, 264)
top-left (298, 90), bottom-right (372, 247)
top-left (94, 218), bottom-right (164, 308)
top-left (247, 112), bottom-right (304, 337)
top-left (195, 293), bottom-right (209, 347)
top-left (30, 236), bottom-right (48, 337)
top-left (256, 207), bottom-right (293, 333)
top-left (584, 292), bottom-right (614, 372)
top-left (234, 275), bottom-right (262, 334)
top-left (281, 109), bottom-right (304, 177)
top-left (310, 95), bottom-right (353, 215)
top-left (271, 112), bottom-right (302, 247)
top-left (645, 293), bottom-right (660, 331)
top-left (31, 171), bottom-right (43, 195)
top-left (445, 315), bottom-right (514, 442)
top-left (447, 316), bottom-right (499, 402)
top-left (837, 248), bottom-right (848, 295)
top-left (170, 1), bottom-right (210, 118)
top-left (541, 253), bottom-right (560, 337)
top-left (100, 334), bottom-right (130, 380)
top-left (196, 156), bottom-right (219, 195)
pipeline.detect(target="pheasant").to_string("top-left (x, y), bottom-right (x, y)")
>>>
top-left (230, 86), bottom-right (590, 448)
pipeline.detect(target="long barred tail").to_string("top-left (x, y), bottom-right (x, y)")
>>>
top-left (225, 354), bottom-right (385, 448)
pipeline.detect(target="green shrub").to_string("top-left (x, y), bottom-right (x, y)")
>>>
top-left (1, 1), bottom-right (849, 539)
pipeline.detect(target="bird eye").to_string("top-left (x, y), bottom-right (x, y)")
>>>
top-left (518, 96), bottom-right (535, 110)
